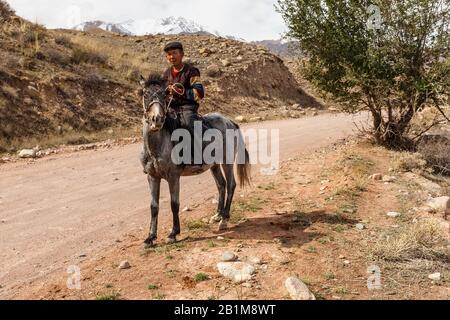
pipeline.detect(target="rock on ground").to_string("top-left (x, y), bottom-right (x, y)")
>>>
top-left (222, 251), bottom-right (238, 262)
top-left (355, 223), bottom-right (365, 230)
top-left (382, 175), bottom-right (397, 183)
top-left (285, 277), bottom-right (316, 300)
top-left (426, 197), bottom-right (450, 213)
top-left (221, 59), bottom-right (231, 67)
top-left (428, 273), bottom-right (441, 281)
top-left (119, 260), bottom-right (131, 270)
top-left (370, 173), bottom-right (383, 181)
top-left (403, 173), bottom-right (443, 197)
top-left (387, 212), bottom-right (401, 218)
top-left (217, 262), bottom-right (255, 283)
top-left (18, 149), bottom-right (37, 159)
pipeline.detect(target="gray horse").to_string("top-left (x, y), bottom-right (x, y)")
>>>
top-left (138, 74), bottom-right (251, 248)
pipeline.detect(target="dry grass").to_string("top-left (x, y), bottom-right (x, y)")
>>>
top-left (70, 46), bottom-right (109, 65)
top-left (54, 35), bottom-right (72, 48)
top-left (371, 219), bottom-right (448, 262)
top-left (417, 139), bottom-right (450, 176)
top-left (393, 152), bottom-right (427, 173)
top-left (44, 48), bottom-right (69, 65)
top-left (0, 0), bottom-right (14, 20)
top-left (68, 35), bottom-right (160, 79)
top-left (1, 83), bottom-right (19, 99)
top-left (337, 152), bottom-right (374, 177)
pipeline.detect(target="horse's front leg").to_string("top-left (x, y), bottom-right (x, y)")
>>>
top-left (140, 147), bottom-right (151, 175)
top-left (144, 176), bottom-right (161, 249)
top-left (167, 175), bottom-right (181, 244)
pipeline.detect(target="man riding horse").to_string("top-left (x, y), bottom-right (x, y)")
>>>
top-left (163, 41), bottom-right (209, 164)
top-left (138, 42), bottom-right (251, 247)
top-left (163, 42), bottom-right (204, 126)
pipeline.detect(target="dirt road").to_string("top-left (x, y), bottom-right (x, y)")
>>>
top-left (0, 113), bottom-right (367, 298)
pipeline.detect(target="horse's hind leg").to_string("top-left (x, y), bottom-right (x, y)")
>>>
top-left (210, 165), bottom-right (226, 224)
top-left (219, 164), bottom-right (237, 231)
top-left (144, 176), bottom-right (161, 249)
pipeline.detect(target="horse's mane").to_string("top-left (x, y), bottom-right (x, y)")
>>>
top-left (145, 73), bottom-right (166, 87)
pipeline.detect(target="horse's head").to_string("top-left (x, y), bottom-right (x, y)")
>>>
top-left (139, 73), bottom-right (167, 132)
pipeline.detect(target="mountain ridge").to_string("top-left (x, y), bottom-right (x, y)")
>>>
top-left (74, 17), bottom-right (246, 42)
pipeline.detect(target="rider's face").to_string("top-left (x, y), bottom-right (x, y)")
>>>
top-left (165, 49), bottom-right (184, 68)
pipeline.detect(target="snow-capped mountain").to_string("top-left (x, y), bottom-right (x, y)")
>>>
top-left (74, 20), bottom-right (132, 35)
top-left (74, 17), bottom-right (241, 39)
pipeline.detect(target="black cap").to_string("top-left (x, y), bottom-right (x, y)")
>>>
top-left (164, 41), bottom-right (184, 52)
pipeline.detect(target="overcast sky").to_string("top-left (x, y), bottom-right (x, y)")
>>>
top-left (6, 0), bottom-right (287, 41)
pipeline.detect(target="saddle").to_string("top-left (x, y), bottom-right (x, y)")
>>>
top-left (167, 107), bottom-right (212, 167)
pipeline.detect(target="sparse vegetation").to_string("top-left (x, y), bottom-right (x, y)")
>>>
top-left (194, 273), bottom-right (209, 283)
top-left (333, 224), bottom-right (348, 233)
top-left (258, 182), bottom-right (276, 191)
top-left (153, 293), bottom-right (166, 300)
top-left (371, 220), bottom-right (447, 262)
top-left (44, 48), bottom-right (69, 65)
top-left (0, 0), bottom-right (14, 19)
top-left (232, 196), bottom-right (268, 224)
top-left (417, 136), bottom-right (450, 176)
top-left (324, 272), bottom-right (336, 280)
top-left (148, 284), bottom-right (159, 290)
top-left (306, 245), bottom-right (317, 254)
top-left (393, 152), bottom-right (427, 173)
top-left (165, 269), bottom-right (178, 279)
top-left (70, 46), bottom-right (109, 65)
top-left (54, 35), bottom-right (72, 48)
top-left (207, 240), bottom-right (217, 248)
top-left (185, 219), bottom-right (209, 231)
top-left (334, 287), bottom-right (349, 295)
top-left (338, 153), bottom-right (374, 177)
top-left (96, 292), bottom-right (120, 300)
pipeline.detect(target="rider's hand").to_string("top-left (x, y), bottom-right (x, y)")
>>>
top-left (166, 85), bottom-right (175, 95)
top-left (167, 84), bottom-right (184, 96)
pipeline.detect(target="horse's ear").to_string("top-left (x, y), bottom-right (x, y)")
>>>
top-left (139, 75), bottom-right (146, 87)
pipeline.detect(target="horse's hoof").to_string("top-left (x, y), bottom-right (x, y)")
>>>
top-left (218, 219), bottom-right (229, 231)
top-left (144, 238), bottom-right (156, 249)
top-left (165, 237), bottom-right (177, 245)
top-left (210, 214), bottom-right (222, 224)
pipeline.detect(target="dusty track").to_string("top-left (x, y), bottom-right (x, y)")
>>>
top-left (0, 113), bottom-right (367, 298)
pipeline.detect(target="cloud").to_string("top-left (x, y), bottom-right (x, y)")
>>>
top-left (5, 0), bottom-right (287, 41)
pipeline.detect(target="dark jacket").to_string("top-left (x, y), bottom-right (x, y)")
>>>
top-left (162, 63), bottom-right (205, 109)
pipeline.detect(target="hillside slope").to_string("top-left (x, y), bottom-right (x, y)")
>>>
top-left (0, 2), bottom-right (320, 152)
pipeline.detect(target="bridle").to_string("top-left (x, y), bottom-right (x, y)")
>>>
top-left (142, 83), bottom-right (186, 118)
top-left (142, 87), bottom-right (167, 114)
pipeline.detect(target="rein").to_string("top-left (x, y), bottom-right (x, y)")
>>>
top-left (142, 83), bottom-right (186, 119)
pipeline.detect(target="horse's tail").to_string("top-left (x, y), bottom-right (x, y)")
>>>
top-left (232, 121), bottom-right (252, 188)
top-left (237, 147), bottom-right (252, 188)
